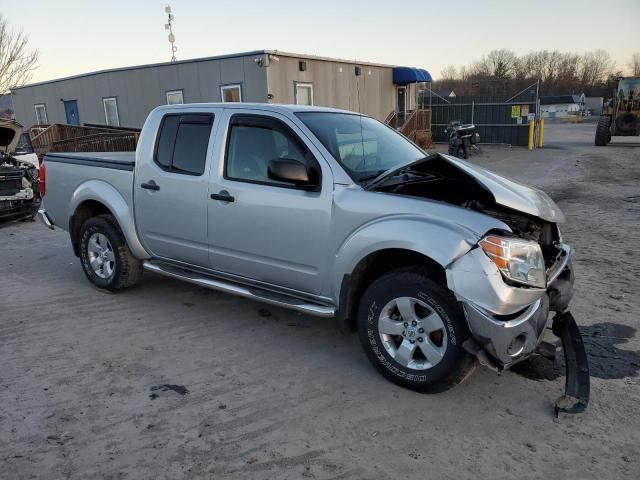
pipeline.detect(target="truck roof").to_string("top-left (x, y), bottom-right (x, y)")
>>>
top-left (152, 103), bottom-right (361, 116)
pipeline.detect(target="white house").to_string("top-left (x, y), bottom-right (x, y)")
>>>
top-left (540, 94), bottom-right (586, 118)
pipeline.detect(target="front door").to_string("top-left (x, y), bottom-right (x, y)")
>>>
top-left (207, 109), bottom-right (332, 295)
top-left (397, 87), bottom-right (406, 113)
top-left (134, 109), bottom-right (220, 267)
top-left (64, 100), bottom-right (80, 125)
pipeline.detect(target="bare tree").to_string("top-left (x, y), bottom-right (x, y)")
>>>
top-left (440, 65), bottom-right (459, 80)
top-left (432, 48), bottom-right (618, 97)
top-left (486, 49), bottom-right (518, 79)
top-left (579, 49), bottom-right (614, 89)
top-left (630, 53), bottom-right (640, 76)
top-left (0, 14), bottom-right (39, 94)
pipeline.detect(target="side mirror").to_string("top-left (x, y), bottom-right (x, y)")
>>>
top-left (267, 159), bottom-right (319, 190)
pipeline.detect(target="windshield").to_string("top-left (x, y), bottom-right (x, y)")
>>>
top-left (617, 78), bottom-right (640, 110)
top-left (296, 112), bottom-right (425, 183)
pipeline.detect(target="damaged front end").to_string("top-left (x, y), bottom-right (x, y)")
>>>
top-left (368, 153), bottom-right (589, 414)
top-left (1, 120), bottom-right (41, 222)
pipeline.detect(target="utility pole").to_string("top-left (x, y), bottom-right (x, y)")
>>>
top-left (164, 5), bottom-right (177, 62)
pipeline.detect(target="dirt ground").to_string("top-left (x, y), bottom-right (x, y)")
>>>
top-left (1, 122), bottom-right (639, 479)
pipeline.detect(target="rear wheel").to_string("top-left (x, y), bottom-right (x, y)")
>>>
top-left (595, 115), bottom-right (610, 146)
top-left (357, 269), bottom-right (475, 393)
top-left (79, 214), bottom-right (142, 291)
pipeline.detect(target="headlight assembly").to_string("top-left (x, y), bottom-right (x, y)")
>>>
top-left (479, 235), bottom-right (546, 288)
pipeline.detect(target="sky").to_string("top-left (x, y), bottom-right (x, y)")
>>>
top-left (3, 0), bottom-right (640, 84)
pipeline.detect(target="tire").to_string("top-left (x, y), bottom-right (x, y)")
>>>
top-left (456, 145), bottom-right (468, 159)
top-left (79, 214), bottom-right (142, 291)
top-left (594, 116), bottom-right (610, 146)
top-left (357, 268), bottom-right (475, 393)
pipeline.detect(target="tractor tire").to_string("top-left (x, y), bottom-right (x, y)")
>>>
top-left (594, 116), bottom-right (610, 146)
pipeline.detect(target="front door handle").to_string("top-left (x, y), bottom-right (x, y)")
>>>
top-left (210, 191), bottom-right (235, 203)
top-left (141, 180), bottom-right (160, 191)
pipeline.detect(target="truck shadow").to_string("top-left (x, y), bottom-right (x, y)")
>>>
top-left (512, 322), bottom-right (640, 381)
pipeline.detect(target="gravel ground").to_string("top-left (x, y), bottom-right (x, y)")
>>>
top-left (1, 122), bottom-right (639, 479)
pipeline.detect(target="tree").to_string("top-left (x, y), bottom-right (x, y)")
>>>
top-left (578, 49), bottom-right (614, 90)
top-left (0, 14), bottom-right (39, 94)
top-left (486, 49), bottom-right (518, 79)
top-left (630, 53), bottom-right (640, 76)
top-left (440, 65), bottom-right (459, 80)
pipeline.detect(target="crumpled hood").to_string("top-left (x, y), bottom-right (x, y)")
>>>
top-left (368, 153), bottom-right (565, 223)
top-left (0, 119), bottom-right (23, 153)
top-left (441, 154), bottom-right (565, 222)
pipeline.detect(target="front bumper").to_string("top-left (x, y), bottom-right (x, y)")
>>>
top-left (447, 244), bottom-right (573, 366)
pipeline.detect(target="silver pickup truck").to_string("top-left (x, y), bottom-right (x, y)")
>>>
top-left (40, 103), bottom-right (589, 412)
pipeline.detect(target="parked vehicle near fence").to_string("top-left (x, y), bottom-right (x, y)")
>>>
top-left (38, 103), bottom-right (589, 412)
top-left (1, 119), bottom-right (41, 222)
top-left (445, 121), bottom-right (480, 159)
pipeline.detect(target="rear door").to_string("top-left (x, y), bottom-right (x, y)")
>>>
top-left (134, 108), bottom-right (221, 267)
top-left (206, 109), bottom-right (333, 295)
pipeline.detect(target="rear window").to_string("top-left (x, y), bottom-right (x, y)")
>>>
top-left (154, 113), bottom-right (214, 175)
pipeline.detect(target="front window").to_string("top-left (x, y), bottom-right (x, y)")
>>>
top-left (34, 104), bottom-right (48, 125)
top-left (225, 114), bottom-right (313, 187)
top-left (103, 97), bottom-right (119, 126)
top-left (617, 78), bottom-right (640, 109)
top-left (221, 84), bottom-right (242, 102)
top-left (166, 89), bottom-right (184, 105)
top-left (296, 112), bottom-right (425, 183)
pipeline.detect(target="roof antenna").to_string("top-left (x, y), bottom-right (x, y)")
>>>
top-left (164, 5), bottom-right (178, 62)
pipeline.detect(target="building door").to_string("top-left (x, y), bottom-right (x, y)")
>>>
top-left (397, 87), bottom-right (406, 113)
top-left (64, 100), bottom-right (80, 125)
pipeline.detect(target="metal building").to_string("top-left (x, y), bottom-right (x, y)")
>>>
top-left (10, 50), bottom-right (431, 128)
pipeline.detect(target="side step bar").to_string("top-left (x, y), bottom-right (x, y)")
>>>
top-left (142, 261), bottom-right (336, 318)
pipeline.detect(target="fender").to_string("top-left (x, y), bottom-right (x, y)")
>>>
top-left (68, 179), bottom-right (150, 259)
top-left (331, 213), bottom-right (502, 301)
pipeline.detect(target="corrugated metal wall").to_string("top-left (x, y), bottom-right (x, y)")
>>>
top-left (10, 53), bottom-right (269, 128)
top-left (421, 93), bottom-right (538, 146)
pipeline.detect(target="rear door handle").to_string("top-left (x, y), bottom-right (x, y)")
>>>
top-left (141, 180), bottom-right (160, 191)
top-left (210, 191), bottom-right (234, 203)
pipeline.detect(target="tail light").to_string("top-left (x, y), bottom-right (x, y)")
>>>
top-left (38, 161), bottom-right (46, 198)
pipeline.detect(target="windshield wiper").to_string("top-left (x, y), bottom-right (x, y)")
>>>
top-left (357, 170), bottom-right (387, 185)
top-left (362, 156), bottom-right (435, 190)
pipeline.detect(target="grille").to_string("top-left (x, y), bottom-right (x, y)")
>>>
top-left (0, 170), bottom-right (24, 196)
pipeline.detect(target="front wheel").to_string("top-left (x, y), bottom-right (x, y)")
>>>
top-left (456, 145), bottom-right (468, 159)
top-left (79, 214), bottom-right (142, 291)
top-left (594, 116), bottom-right (610, 146)
top-left (357, 269), bottom-right (475, 393)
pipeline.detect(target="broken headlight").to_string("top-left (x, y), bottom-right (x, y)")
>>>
top-left (479, 235), bottom-right (546, 288)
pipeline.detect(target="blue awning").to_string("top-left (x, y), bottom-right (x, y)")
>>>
top-left (393, 67), bottom-right (432, 85)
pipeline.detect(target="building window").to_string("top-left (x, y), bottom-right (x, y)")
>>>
top-left (34, 104), bottom-right (48, 125)
top-left (103, 97), bottom-right (120, 127)
top-left (166, 89), bottom-right (184, 105)
top-left (221, 84), bottom-right (242, 102)
top-left (154, 113), bottom-right (214, 176)
top-left (295, 83), bottom-right (314, 106)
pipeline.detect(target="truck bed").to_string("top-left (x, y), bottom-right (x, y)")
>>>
top-left (43, 151), bottom-right (135, 230)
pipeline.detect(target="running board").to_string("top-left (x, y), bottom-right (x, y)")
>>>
top-left (142, 261), bottom-right (336, 318)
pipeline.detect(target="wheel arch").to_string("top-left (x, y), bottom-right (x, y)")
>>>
top-left (68, 180), bottom-right (148, 259)
top-left (337, 248), bottom-right (449, 331)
